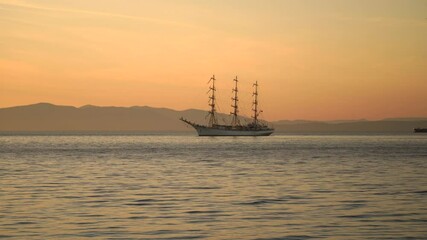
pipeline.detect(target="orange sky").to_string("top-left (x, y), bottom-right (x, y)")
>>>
top-left (1, 0), bottom-right (426, 121)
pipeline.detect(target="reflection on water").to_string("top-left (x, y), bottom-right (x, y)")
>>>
top-left (1, 134), bottom-right (427, 239)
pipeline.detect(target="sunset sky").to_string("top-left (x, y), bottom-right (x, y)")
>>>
top-left (1, 0), bottom-right (426, 121)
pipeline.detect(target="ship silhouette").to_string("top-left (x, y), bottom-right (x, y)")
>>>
top-left (180, 75), bottom-right (274, 136)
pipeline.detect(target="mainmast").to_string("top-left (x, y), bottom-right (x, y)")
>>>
top-left (231, 76), bottom-right (240, 127)
top-left (252, 81), bottom-right (261, 126)
top-left (207, 75), bottom-right (218, 127)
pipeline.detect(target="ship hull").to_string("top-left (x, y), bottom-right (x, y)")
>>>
top-left (193, 125), bottom-right (274, 136)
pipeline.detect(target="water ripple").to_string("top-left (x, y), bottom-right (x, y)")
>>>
top-left (1, 134), bottom-right (426, 239)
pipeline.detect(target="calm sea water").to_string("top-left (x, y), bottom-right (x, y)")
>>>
top-left (0, 134), bottom-right (426, 239)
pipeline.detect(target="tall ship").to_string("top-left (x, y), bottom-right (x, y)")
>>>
top-left (180, 75), bottom-right (274, 136)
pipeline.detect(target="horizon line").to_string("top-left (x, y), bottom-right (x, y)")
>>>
top-left (1, 102), bottom-right (427, 122)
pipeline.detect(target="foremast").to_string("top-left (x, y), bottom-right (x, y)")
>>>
top-left (231, 76), bottom-right (240, 127)
top-left (207, 75), bottom-right (218, 127)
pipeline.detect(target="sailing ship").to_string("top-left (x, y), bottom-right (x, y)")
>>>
top-left (180, 75), bottom-right (274, 136)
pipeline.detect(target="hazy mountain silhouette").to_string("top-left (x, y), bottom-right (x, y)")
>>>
top-left (0, 103), bottom-right (426, 133)
top-left (0, 103), bottom-right (201, 131)
top-left (0, 103), bottom-right (242, 132)
top-left (273, 120), bottom-right (426, 133)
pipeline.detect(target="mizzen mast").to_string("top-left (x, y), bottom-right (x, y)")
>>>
top-left (231, 76), bottom-right (240, 127)
top-left (207, 75), bottom-right (218, 127)
top-left (252, 81), bottom-right (262, 126)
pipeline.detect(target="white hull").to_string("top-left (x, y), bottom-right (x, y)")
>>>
top-left (194, 126), bottom-right (273, 136)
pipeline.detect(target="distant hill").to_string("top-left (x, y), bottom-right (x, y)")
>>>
top-left (0, 103), bottom-right (426, 133)
top-left (272, 120), bottom-right (427, 133)
top-left (0, 103), bottom-right (201, 132)
top-left (0, 103), bottom-right (243, 132)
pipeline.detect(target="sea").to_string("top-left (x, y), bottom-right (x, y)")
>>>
top-left (0, 133), bottom-right (426, 239)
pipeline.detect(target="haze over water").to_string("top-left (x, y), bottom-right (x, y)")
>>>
top-left (1, 134), bottom-right (426, 239)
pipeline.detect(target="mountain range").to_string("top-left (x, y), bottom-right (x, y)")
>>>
top-left (1, 103), bottom-right (426, 133)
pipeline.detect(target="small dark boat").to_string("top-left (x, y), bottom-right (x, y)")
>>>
top-left (414, 128), bottom-right (427, 133)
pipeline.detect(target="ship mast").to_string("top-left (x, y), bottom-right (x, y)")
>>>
top-left (231, 76), bottom-right (240, 127)
top-left (207, 75), bottom-right (218, 127)
top-left (252, 81), bottom-right (261, 126)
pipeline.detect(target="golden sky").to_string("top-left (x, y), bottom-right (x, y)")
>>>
top-left (1, 0), bottom-right (426, 121)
